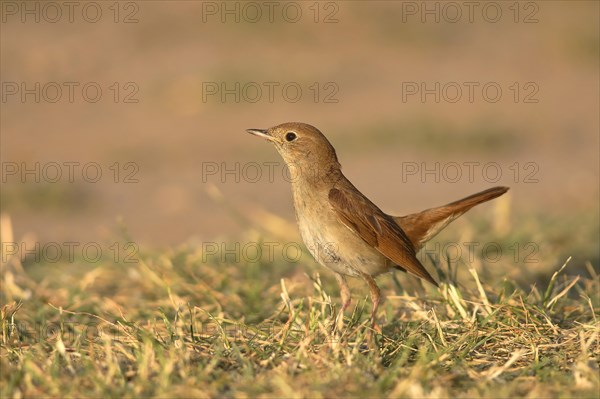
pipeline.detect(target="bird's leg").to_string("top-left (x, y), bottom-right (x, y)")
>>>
top-left (360, 272), bottom-right (382, 337)
top-left (334, 272), bottom-right (351, 331)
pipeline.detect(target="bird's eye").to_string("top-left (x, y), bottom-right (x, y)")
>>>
top-left (285, 132), bottom-right (297, 142)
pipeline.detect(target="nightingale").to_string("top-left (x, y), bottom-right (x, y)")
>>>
top-left (247, 122), bottom-right (508, 331)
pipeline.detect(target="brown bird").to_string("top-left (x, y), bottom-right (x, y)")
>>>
top-left (247, 122), bottom-right (509, 331)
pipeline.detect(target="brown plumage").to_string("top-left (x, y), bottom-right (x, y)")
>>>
top-left (247, 122), bottom-right (509, 333)
top-left (395, 186), bottom-right (510, 251)
top-left (329, 185), bottom-right (439, 287)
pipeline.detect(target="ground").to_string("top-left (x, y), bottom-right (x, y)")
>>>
top-left (1, 209), bottom-right (598, 398)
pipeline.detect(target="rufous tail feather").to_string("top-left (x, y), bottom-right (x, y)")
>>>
top-left (394, 186), bottom-right (509, 251)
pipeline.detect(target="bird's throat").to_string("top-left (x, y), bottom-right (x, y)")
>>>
top-left (286, 161), bottom-right (342, 188)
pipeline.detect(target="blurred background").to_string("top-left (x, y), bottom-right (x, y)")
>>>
top-left (1, 1), bottom-right (598, 278)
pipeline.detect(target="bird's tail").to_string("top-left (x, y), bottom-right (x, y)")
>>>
top-left (394, 186), bottom-right (509, 251)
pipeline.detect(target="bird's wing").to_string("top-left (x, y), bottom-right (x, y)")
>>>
top-left (328, 186), bottom-right (438, 286)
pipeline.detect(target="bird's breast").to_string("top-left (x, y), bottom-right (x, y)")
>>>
top-left (290, 182), bottom-right (392, 278)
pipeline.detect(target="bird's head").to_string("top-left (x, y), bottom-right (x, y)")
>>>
top-left (247, 122), bottom-right (341, 176)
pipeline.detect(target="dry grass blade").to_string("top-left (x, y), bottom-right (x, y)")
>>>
top-left (469, 267), bottom-right (492, 315)
top-left (543, 257), bottom-right (572, 306)
top-left (484, 349), bottom-right (527, 381)
top-left (546, 276), bottom-right (580, 309)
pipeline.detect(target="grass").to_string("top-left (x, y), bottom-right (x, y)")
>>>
top-left (1, 209), bottom-right (598, 398)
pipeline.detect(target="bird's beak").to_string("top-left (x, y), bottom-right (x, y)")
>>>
top-left (246, 128), bottom-right (275, 142)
